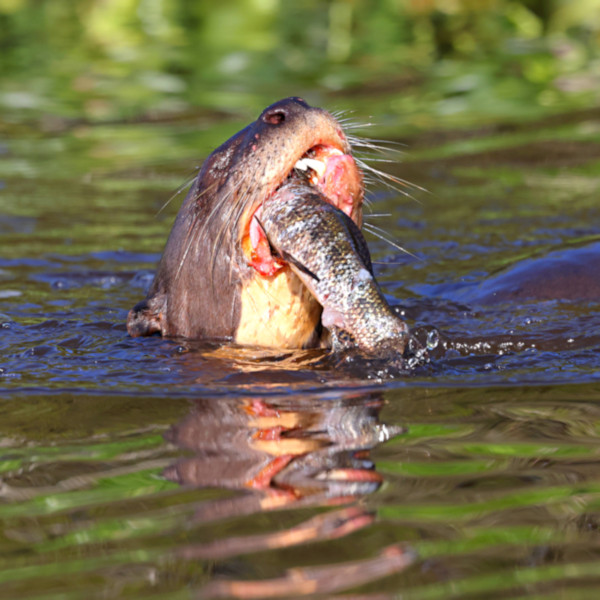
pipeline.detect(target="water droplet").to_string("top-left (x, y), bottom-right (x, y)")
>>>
top-left (377, 424), bottom-right (390, 442)
top-left (408, 337), bottom-right (419, 353)
top-left (426, 329), bottom-right (440, 350)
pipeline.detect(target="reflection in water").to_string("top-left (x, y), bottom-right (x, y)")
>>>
top-left (164, 392), bottom-right (415, 597)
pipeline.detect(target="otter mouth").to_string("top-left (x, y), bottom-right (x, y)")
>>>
top-left (244, 143), bottom-right (363, 277)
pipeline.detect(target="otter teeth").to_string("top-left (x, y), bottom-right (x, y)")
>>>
top-left (294, 158), bottom-right (326, 179)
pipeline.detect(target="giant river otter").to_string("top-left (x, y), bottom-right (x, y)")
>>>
top-left (128, 97), bottom-right (372, 349)
top-left (127, 97), bottom-right (600, 358)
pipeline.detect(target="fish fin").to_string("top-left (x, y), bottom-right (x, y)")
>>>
top-left (339, 210), bottom-right (374, 275)
top-left (255, 216), bottom-right (320, 282)
top-left (280, 250), bottom-right (320, 282)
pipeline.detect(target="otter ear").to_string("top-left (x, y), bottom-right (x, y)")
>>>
top-left (127, 294), bottom-right (166, 337)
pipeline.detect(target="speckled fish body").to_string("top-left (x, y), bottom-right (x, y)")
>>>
top-left (259, 182), bottom-right (408, 353)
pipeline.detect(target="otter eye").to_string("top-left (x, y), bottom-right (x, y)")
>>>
top-left (263, 109), bottom-right (286, 125)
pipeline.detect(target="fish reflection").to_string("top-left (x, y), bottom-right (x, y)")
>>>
top-left (164, 392), bottom-right (415, 597)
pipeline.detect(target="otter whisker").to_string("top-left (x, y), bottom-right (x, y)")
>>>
top-left (210, 178), bottom-right (265, 288)
top-left (371, 259), bottom-right (415, 266)
top-left (192, 180), bottom-right (220, 213)
top-left (344, 131), bottom-right (427, 204)
top-left (356, 159), bottom-right (426, 201)
top-left (361, 174), bottom-right (378, 185)
top-left (353, 154), bottom-right (398, 164)
top-left (330, 108), bottom-right (356, 121)
top-left (364, 212), bottom-right (392, 218)
top-left (336, 118), bottom-right (373, 129)
top-left (174, 212), bottom-right (202, 283)
top-left (350, 137), bottom-right (407, 161)
top-left (156, 168), bottom-right (200, 217)
top-left (177, 184), bottom-right (221, 263)
top-left (181, 181), bottom-right (228, 291)
top-left (362, 222), bottom-right (421, 261)
top-left (208, 188), bottom-right (239, 285)
top-left (349, 134), bottom-right (406, 147)
top-left (338, 121), bottom-right (371, 132)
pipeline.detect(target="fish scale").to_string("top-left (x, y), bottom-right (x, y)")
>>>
top-left (259, 182), bottom-right (408, 353)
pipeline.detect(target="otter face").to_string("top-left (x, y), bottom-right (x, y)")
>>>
top-left (127, 97), bottom-right (364, 348)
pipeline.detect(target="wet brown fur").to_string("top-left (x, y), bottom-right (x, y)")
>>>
top-left (127, 98), bottom-right (361, 347)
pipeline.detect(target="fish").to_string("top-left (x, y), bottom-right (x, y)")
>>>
top-left (257, 181), bottom-right (409, 354)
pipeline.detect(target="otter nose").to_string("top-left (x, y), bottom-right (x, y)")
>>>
top-left (260, 97), bottom-right (310, 125)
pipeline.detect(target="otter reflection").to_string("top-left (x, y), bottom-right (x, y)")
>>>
top-left (164, 392), bottom-right (415, 597)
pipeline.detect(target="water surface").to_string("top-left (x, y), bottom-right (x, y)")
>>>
top-left (2, 101), bottom-right (600, 598)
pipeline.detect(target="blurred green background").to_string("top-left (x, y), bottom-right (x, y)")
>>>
top-left (1, 0), bottom-right (599, 132)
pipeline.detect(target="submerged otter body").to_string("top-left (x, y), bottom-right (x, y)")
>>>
top-left (127, 97), bottom-right (365, 349)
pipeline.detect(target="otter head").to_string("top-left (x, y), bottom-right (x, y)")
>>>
top-left (127, 97), bottom-right (364, 348)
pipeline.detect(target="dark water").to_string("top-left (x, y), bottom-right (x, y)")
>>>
top-left (2, 104), bottom-right (600, 599)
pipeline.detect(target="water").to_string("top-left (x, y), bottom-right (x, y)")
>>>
top-left (2, 101), bottom-right (600, 598)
